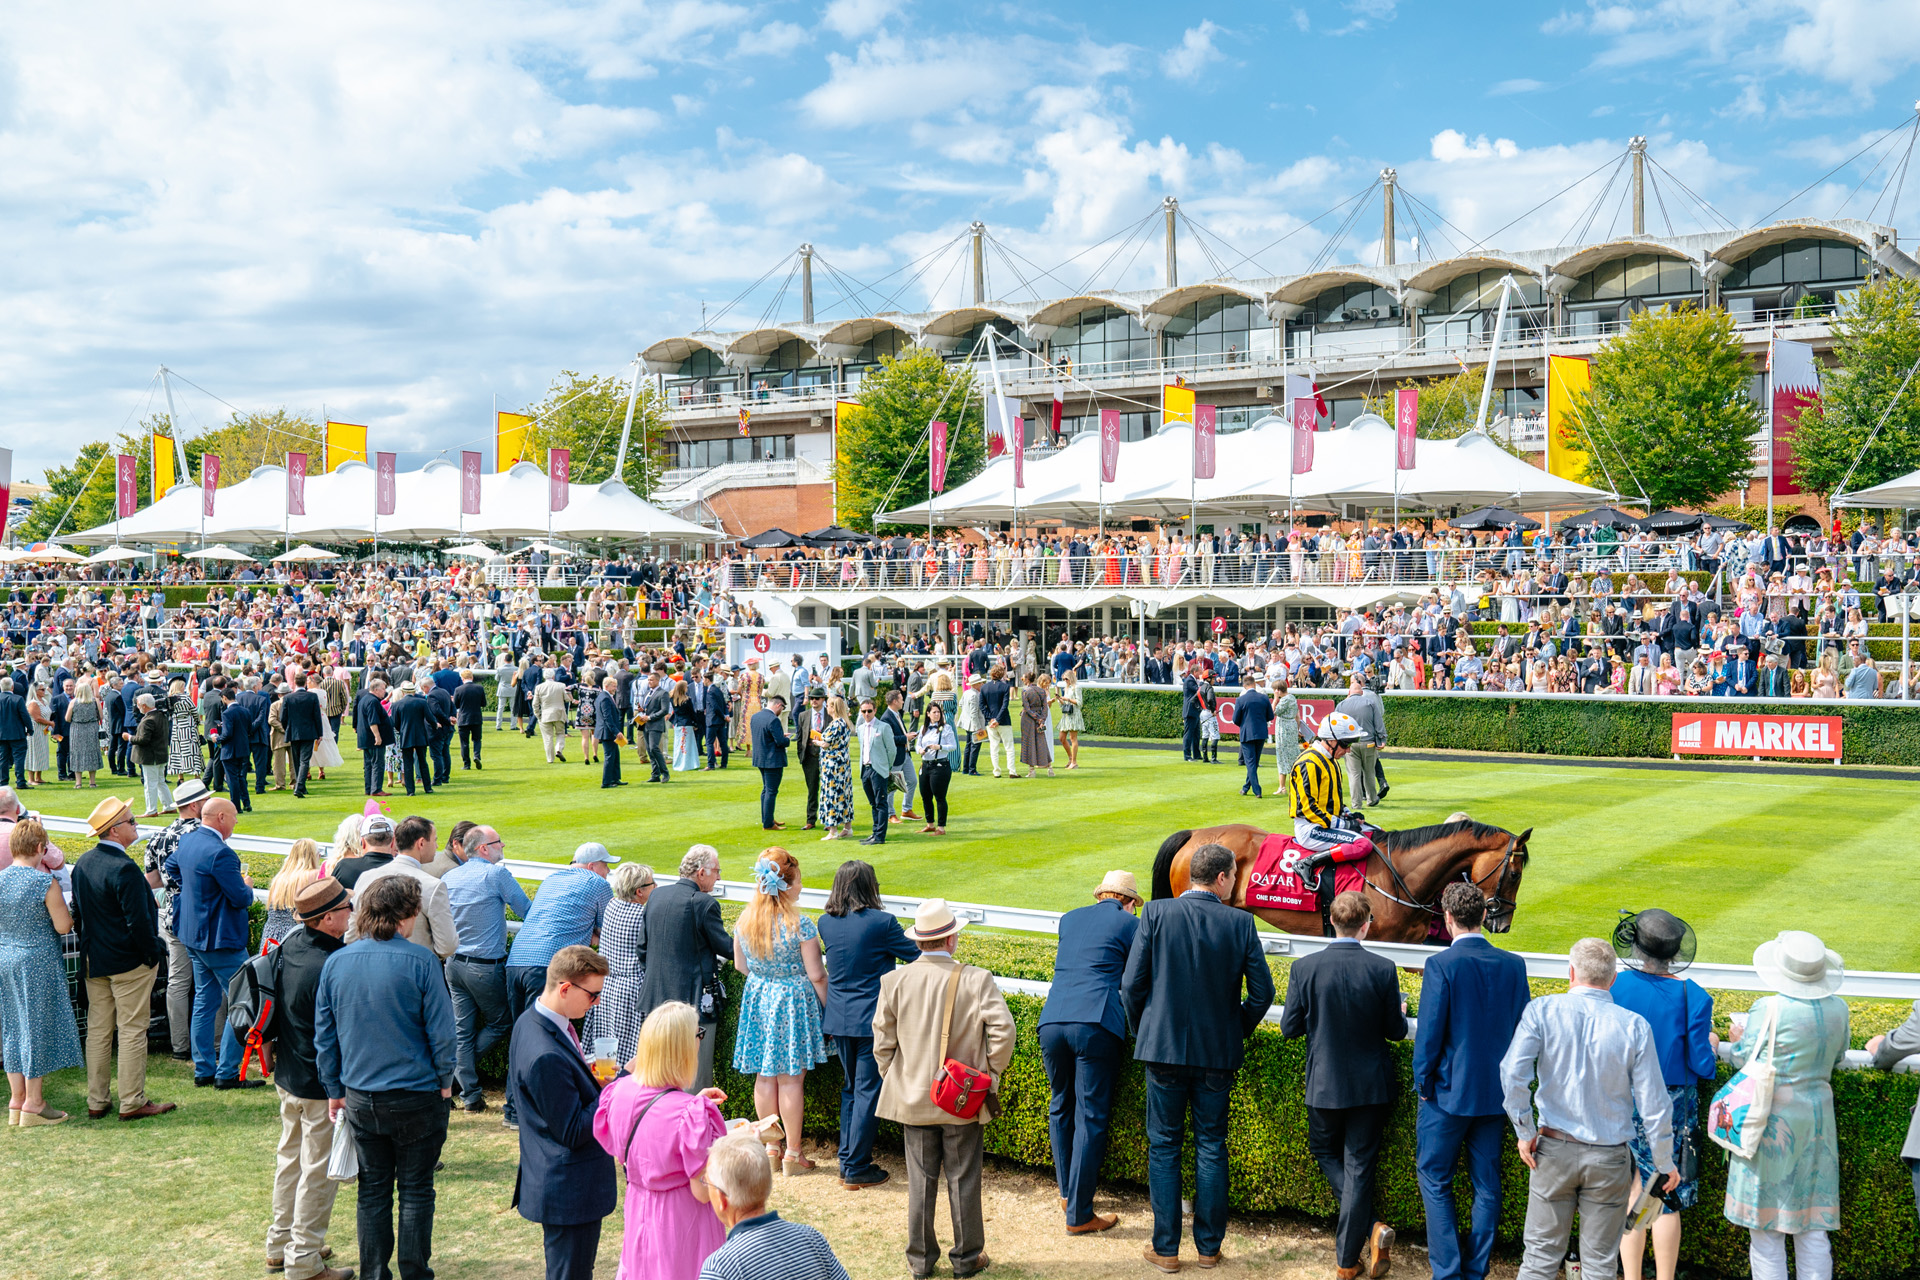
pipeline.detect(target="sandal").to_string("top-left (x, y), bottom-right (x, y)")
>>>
top-left (783, 1149), bottom-right (816, 1175)
top-left (766, 1143), bottom-right (784, 1176)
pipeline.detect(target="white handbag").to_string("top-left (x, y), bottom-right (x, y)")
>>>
top-left (1707, 999), bottom-right (1780, 1160)
top-left (326, 1116), bottom-right (359, 1183)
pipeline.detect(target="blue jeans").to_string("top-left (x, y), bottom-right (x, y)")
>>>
top-left (1145, 1064), bottom-right (1233, 1259)
top-left (1040, 1022), bottom-right (1124, 1227)
top-left (1418, 1105), bottom-right (1506, 1280)
top-left (187, 946), bottom-right (247, 1080)
top-left (832, 1034), bottom-right (885, 1181)
top-left (446, 956), bottom-right (511, 1105)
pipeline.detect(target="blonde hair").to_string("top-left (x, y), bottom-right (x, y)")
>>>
top-left (736, 848), bottom-right (802, 961)
top-left (826, 695), bottom-right (849, 723)
top-left (9, 818), bottom-right (47, 863)
top-left (633, 1000), bottom-right (699, 1089)
top-left (268, 839), bottom-right (322, 911)
top-left (327, 815), bottom-right (364, 873)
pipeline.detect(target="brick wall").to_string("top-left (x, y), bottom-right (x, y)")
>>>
top-left (701, 483), bottom-right (834, 537)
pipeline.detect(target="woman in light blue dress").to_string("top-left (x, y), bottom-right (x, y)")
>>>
top-left (1722, 930), bottom-right (1850, 1280)
top-left (731, 849), bottom-right (828, 1174)
top-left (0, 819), bottom-right (82, 1125)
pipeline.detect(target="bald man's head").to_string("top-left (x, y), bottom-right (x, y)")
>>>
top-left (201, 798), bottom-right (239, 838)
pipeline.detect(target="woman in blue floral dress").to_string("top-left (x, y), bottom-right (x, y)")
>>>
top-left (816, 697), bottom-right (855, 840)
top-left (0, 819), bottom-right (82, 1125)
top-left (731, 848), bottom-right (828, 1174)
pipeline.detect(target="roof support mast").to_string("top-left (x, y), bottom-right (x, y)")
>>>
top-left (1163, 197), bottom-right (1178, 287)
top-left (970, 222), bottom-right (985, 305)
top-left (800, 244), bottom-right (814, 324)
top-left (1630, 136), bottom-right (1647, 235)
top-left (1382, 168), bottom-right (1397, 266)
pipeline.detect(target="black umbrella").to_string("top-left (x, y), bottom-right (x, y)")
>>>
top-left (803, 524), bottom-right (880, 546)
top-left (1559, 506), bottom-right (1647, 531)
top-left (1701, 513), bottom-right (1754, 532)
top-left (738, 528), bottom-right (804, 548)
top-left (1448, 506), bottom-right (1541, 531)
top-left (1641, 509), bottom-right (1704, 533)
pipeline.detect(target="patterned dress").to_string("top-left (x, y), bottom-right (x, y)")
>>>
top-left (0, 865), bottom-right (83, 1077)
top-left (67, 700), bottom-right (103, 774)
top-left (584, 898), bottom-right (645, 1065)
top-left (818, 718), bottom-right (854, 829)
top-left (167, 694), bottom-right (202, 776)
top-left (731, 915), bottom-right (827, 1078)
top-left (1723, 993), bottom-right (1849, 1234)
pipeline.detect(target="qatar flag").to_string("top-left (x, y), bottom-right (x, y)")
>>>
top-left (1099, 409), bottom-right (1120, 484)
top-left (202, 454), bottom-right (220, 517)
top-left (1394, 388), bottom-right (1418, 470)
top-left (1769, 337), bottom-right (1819, 497)
top-left (1013, 418), bottom-right (1026, 488)
top-left (549, 448), bottom-right (570, 512)
top-left (1290, 397), bottom-right (1316, 474)
top-left (116, 454), bottom-right (138, 517)
top-left (286, 452), bottom-right (308, 516)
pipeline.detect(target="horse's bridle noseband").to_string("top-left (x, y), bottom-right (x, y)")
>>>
top-left (1367, 832), bottom-right (1524, 922)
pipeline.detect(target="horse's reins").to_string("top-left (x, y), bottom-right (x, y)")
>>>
top-left (1366, 831), bottom-right (1520, 918)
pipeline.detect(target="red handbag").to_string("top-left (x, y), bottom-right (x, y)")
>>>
top-left (928, 964), bottom-right (993, 1120)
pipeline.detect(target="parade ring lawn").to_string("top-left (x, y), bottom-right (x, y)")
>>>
top-left (36, 725), bottom-right (1920, 970)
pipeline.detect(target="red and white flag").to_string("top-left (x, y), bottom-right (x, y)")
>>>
top-left (461, 451), bottom-right (482, 514)
top-left (116, 453), bottom-right (138, 518)
top-left (1394, 388), bottom-right (1418, 470)
top-left (1194, 404), bottom-right (1216, 480)
top-left (202, 454), bottom-right (220, 517)
top-left (1290, 397), bottom-right (1316, 474)
top-left (930, 421), bottom-right (949, 494)
top-left (549, 448), bottom-right (570, 512)
top-left (1050, 383), bottom-right (1064, 441)
top-left (286, 452), bottom-right (308, 516)
top-left (1286, 372), bottom-right (1329, 426)
top-left (375, 452), bottom-right (397, 517)
top-left (1099, 409), bottom-right (1120, 484)
top-left (1769, 337), bottom-right (1819, 498)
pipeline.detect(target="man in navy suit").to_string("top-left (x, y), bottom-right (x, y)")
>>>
top-left (506, 945), bottom-right (616, 1280)
top-left (280, 675), bottom-right (325, 798)
top-left (1228, 682), bottom-right (1274, 798)
top-left (594, 678), bottom-right (625, 788)
top-left (352, 679), bottom-right (394, 796)
top-left (389, 682), bottom-right (436, 796)
top-left (0, 681), bottom-right (28, 788)
top-left (700, 670), bottom-right (729, 769)
top-left (817, 859), bottom-right (918, 1189)
top-left (1122, 842), bottom-right (1274, 1272)
top-left (749, 694), bottom-right (789, 830)
top-left (1040, 871), bottom-right (1142, 1235)
top-left (214, 696), bottom-right (256, 813)
top-left (1411, 883), bottom-right (1531, 1280)
top-left (237, 677), bottom-right (273, 797)
top-left (1281, 892), bottom-right (1410, 1280)
top-left (426, 680), bottom-right (456, 786)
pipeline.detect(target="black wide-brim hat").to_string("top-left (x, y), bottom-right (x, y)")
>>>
top-left (1613, 908), bottom-right (1697, 974)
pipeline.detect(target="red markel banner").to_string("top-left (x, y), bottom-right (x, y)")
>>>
top-left (1291, 397), bottom-right (1316, 474)
top-left (461, 450), bottom-right (482, 514)
top-left (116, 453), bottom-right (138, 518)
top-left (1671, 712), bottom-right (1842, 761)
top-left (286, 452), bottom-right (308, 516)
top-left (930, 420), bottom-right (949, 494)
top-left (548, 447), bottom-right (570, 512)
top-left (375, 451), bottom-right (397, 517)
top-left (1214, 694), bottom-right (1335, 737)
top-left (202, 453), bottom-right (220, 517)
top-left (1099, 409), bottom-right (1120, 484)
top-left (1394, 387), bottom-right (1418, 470)
top-left (1194, 404), bottom-right (1216, 480)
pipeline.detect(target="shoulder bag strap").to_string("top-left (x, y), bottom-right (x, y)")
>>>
top-left (1757, 998), bottom-right (1782, 1067)
top-left (937, 963), bottom-right (965, 1065)
top-left (620, 1088), bottom-right (677, 1186)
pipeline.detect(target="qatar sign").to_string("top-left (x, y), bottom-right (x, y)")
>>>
top-left (1671, 713), bottom-right (1841, 761)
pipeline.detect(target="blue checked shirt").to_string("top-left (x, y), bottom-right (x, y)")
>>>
top-left (442, 857), bottom-right (532, 961)
top-left (508, 866), bottom-right (612, 970)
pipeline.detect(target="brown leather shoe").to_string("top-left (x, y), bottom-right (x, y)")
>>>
top-left (308, 1268), bottom-right (355, 1280)
top-left (88, 1107), bottom-right (109, 1119)
top-left (1144, 1247), bottom-right (1182, 1273)
top-left (1367, 1222), bottom-right (1395, 1278)
top-left (954, 1254), bottom-right (991, 1278)
top-left (1067, 1213), bottom-right (1119, 1235)
top-left (120, 1101), bottom-right (177, 1121)
top-left (1337, 1267), bottom-right (1362, 1280)
top-left (266, 1247), bottom-right (334, 1270)
top-left (1194, 1253), bottom-right (1223, 1269)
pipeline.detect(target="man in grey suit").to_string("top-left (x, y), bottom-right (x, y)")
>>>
top-left (1335, 678), bottom-right (1388, 806)
top-left (854, 698), bottom-right (897, 847)
top-left (635, 844), bottom-right (733, 1089)
top-left (1868, 1005), bottom-right (1920, 1220)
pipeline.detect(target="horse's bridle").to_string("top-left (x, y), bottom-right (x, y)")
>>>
top-left (1367, 832), bottom-right (1523, 923)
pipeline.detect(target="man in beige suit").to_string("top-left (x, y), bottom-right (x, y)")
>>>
top-left (873, 899), bottom-right (1017, 1280)
top-left (531, 668), bottom-right (574, 763)
top-left (345, 814), bottom-right (460, 959)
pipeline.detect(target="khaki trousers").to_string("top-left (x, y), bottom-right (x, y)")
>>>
top-left (1344, 743), bottom-right (1381, 806)
top-left (984, 723), bottom-right (1017, 776)
top-left (540, 721), bottom-right (567, 761)
top-left (267, 1088), bottom-right (341, 1280)
top-left (85, 964), bottom-right (156, 1113)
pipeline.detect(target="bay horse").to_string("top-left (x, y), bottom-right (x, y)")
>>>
top-left (1150, 819), bottom-right (1533, 942)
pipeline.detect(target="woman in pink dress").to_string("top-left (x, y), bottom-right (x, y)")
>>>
top-left (593, 1000), bottom-right (729, 1280)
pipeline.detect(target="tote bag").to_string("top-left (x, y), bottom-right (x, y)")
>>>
top-left (1707, 999), bottom-right (1779, 1159)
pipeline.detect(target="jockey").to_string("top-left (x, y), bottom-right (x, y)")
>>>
top-left (1285, 711), bottom-right (1380, 896)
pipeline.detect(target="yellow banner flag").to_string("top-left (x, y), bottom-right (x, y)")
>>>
top-left (1545, 354), bottom-right (1592, 482)
top-left (496, 412), bottom-right (534, 471)
top-left (325, 421), bottom-right (369, 472)
top-left (1163, 384), bottom-right (1196, 427)
top-left (153, 433), bottom-right (176, 494)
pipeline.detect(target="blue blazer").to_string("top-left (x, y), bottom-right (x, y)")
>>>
top-left (217, 702), bottom-right (254, 761)
top-left (1410, 934), bottom-right (1530, 1116)
top-left (1121, 890), bottom-right (1274, 1071)
top-left (1041, 899), bottom-right (1138, 1040)
top-left (1229, 689), bottom-right (1273, 742)
top-left (0, 691), bottom-right (27, 742)
top-left (818, 907), bottom-right (918, 1038)
top-left (506, 1006), bottom-right (617, 1225)
top-left (238, 690), bottom-right (271, 742)
top-left (749, 709), bottom-right (789, 769)
top-left (169, 825), bottom-right (255, 953)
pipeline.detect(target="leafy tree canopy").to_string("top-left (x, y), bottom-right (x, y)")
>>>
top-left (834, 351), bottom-right (986, 533)
top-left (521, 369), bottom-right (668, 496)
top-left (1788, 276), bottom-right (1920, 503)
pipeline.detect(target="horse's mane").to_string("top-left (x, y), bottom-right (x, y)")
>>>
top-left (1381, 818), bottom-right (1509, 853)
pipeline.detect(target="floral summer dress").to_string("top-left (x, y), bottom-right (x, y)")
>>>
top-left (818, 718), bottom-right (854, 829)
top-left (1722, 993), bottom-right (1849, 1234)
top-left (731, 916), bottom-right (827, 1078)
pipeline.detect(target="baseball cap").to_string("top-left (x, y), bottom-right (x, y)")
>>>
top-left (571, 842), bottom-right (621, 867)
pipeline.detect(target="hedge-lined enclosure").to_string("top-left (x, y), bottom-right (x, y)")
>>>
top-left (1080, 686), bottom-right (1920, 765)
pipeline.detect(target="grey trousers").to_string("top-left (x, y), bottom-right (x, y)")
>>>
top-left (903, 1122), bottom-right (985, 1278)
top-left (162, 923), bottom-right (195, 1055)
top-left (1345, 744), bottom-right (1382, 806)
top-left (1513, 1134), bottom-right (1635, 1280)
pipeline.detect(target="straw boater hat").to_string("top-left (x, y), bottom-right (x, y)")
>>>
top-left (1753, 930), bottom-right (1845, 999)
top-left (1095, 871), bottom-right (1142, 904)
top-left (87, 796), bottom-right (132, 836)
top-left (904, 898), bottom-right (966, 942)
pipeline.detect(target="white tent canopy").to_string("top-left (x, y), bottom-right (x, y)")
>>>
top-left (550, 477), bottom-right (715, 542)
top-left (272, 544), bottom-right (339, 562)
top-left (87, 546), bottom-right (149, 563)
top-left (1835, 467), bottom-right (1920, 509)
top-left (185, 545), bottom-right (257, 561)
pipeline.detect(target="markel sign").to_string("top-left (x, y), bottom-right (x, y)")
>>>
top-left (1671, 713), bottom-right (1842, 760)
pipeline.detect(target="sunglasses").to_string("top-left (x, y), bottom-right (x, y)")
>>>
top-left (572, 983), bottom-right (605, 1004)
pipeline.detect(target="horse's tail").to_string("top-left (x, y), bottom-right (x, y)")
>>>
top-left (1151, 829), bottom-right (1192, 901)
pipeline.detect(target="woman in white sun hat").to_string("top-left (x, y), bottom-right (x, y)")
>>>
top-left (1722, 930), bottom-right (1850, 1280)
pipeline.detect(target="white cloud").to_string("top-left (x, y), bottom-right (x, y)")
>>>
top-left (801, 35), bottom-right (1022, 127)
top-left (733, 22), bottom-right (810, 59)
top-left (1162, 21), bottom-right (1224, 83)
top-left (822, 0), bottom-right (903, 39)
top-left (1429, 130), bottom-right (1521, 162)
top-left (1489, 78), bottom-right (1546, 95)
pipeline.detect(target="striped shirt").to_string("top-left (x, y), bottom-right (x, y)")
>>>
top-left (1285, 745), bottom-right (1345, 826)
top-left (698, 1212), bottom-right (849, 1280)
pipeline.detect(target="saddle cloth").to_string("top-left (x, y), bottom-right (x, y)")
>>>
top-left (1244, 834), bottom-right (1367, 912)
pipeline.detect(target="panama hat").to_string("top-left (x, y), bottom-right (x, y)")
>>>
top-left (1095, 870), bottom-right (1142, 904)
top-left (171, 778), bottom-right (212, 808)
top-left (1754, 930), bottom-right (1844, 999)
top-left (87, 796), bottom-right (133, 835)
top-left (904, 897), bottom-right (966, 941)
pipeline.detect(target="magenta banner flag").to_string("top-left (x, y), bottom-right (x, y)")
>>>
top-left (1291, 397), bottom-right (1316, 475)
top-left (1394, 387), bottom-right (1418, 470)
top-left (202, 454), bottom-right (220, 517)
top-left (116, 454), bottom-right (138, 518)
top-left (1013, 417), bottom-right (1026, 488)
top-left (1099, 409), bottom-right (1120, 483)
top-left (1194, 404), bottom-right (1216, 480)
top-left (375, 452), bottom-right (397, 516)
top-left (461, 451), bottom-right (482, 514)
top-left (286, 452), bottom-right (308, 516)
top-left (930, 421), bottom-right (949, 494)
top-left (549, 448), bottom-right (570, 512)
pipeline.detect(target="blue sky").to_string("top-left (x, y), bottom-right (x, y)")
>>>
top-left (4, 0), bottom-right (1919, 482)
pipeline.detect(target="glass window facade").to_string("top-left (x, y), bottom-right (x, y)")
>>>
top-left (1048, 306), bottom-right (1150, 372)
top-left (1162, 295), bottom-right (1277, 363)
top-left (666, 434), bottom-right (794, 471)
top-left (1567, 253), bottom-right (1702, 302)
top-left (1061, 410), bottom-right (1159, 442)
top-left (1722, 238), bottom-right (1869, 289)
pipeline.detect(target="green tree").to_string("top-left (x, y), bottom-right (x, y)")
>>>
top-left (1567, 306), bottom-right (1761, 509)
top-left (1365, 365), bottom-right (1485, 438)
top-left (833, 351), bottom-right (986, 532)
top-left (521, 369), bottom-right (669, 496)
top-left (1788, 276), bottom-right (1920, 503)
top-left (181, 408), bottom-right (323, 483)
